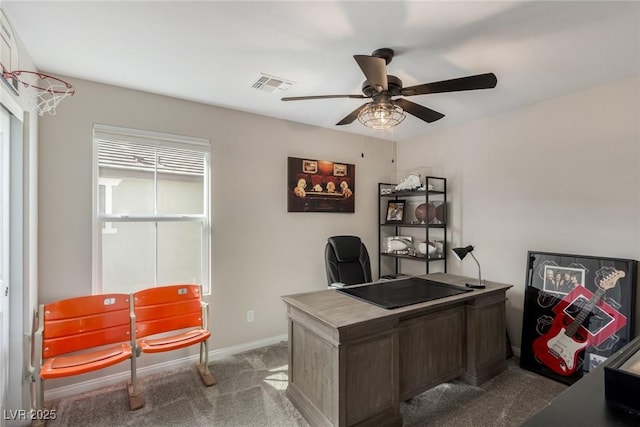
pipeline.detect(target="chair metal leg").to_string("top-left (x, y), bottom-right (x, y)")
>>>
top-left (35, 376), bottom-right (44, 413)
top-left (127, 351), bottom-right (144, 410)
top-left (29, 376), bottom-right (47, 427)
top-left (196, 339), bottom-right (216, 387)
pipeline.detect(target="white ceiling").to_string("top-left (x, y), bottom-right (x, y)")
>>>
top-left (3, 1), bottom-right (639, 141)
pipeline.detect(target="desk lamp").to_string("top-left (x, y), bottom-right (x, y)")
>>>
top-left (451, 245), bottom-right (485, 289)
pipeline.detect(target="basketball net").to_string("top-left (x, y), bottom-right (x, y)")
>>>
top-left (3, 70), bottom-right (75, 116)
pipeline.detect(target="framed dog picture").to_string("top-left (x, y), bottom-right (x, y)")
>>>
top-left (287, 157), bottom-right (355, 213)
top-left (520, 251), bottom-right (637, 385)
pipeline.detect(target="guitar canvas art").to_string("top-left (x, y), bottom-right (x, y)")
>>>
top-left (520, 252), bottom-right (637, 385)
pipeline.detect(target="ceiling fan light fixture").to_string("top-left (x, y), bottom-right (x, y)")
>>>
top-left (357, 102), bottom-right (406, 130)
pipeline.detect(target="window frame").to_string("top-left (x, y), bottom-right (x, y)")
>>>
top-left (92, 124), bottom-right (211, 295)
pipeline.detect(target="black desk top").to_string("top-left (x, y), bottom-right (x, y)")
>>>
top-left (523, 358), bottom-right (640, 426)
top-left (336, 277), bottom-right (471, 309)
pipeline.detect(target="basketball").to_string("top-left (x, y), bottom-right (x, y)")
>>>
top-left (436, 202), bottom-right (445, 223)
top-left (415, 203), bottom-right (436, 223)
top-left (415, 203), bottom-right (427, 222)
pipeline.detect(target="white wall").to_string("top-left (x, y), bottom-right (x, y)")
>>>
top-left (37, 76), bottom-right (395, 388)
top-left (397, 75), bottom-right (640, 349)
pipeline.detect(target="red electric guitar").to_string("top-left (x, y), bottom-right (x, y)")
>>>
top-left (532, 270), bottom-right (624, 376)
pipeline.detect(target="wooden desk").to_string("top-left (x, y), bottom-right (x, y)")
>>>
top-left (281, 273), bottom-right (512, 427)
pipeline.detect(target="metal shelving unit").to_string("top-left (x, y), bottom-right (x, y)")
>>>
top-left (378, 177), bottom-right (447, 279)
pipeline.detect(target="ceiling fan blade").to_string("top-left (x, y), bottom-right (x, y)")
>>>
top-left (394, 98), bottom-right (445, 123)
top-left (401, 73), bottom-right (497, 96)
top-left (354, 55), bottom-right (388, 92)
top-left (336, 103), bottom-right (369, 126)
top-left (282, 94), bottom-right (367, 101)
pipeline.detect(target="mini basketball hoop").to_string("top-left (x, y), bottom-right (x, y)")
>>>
top-left (2, 70), bottom-right (75, 116)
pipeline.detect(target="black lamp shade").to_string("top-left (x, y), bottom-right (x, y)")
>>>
top-left (451, 245), bottom-right (474, 261)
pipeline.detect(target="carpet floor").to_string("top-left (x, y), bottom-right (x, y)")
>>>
top-left (46, 342), bottom-right (566, 426)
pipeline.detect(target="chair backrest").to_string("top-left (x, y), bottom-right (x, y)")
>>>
top-left (41, 293), bottom-right (132, 358)
top-left (325, 235), bottom-right (372, 286)
top-left (133, 284), bottom-right (205, 339)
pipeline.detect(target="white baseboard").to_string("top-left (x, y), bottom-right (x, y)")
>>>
top-left (45, 334), bottom-right (288, 401)
top-left (512, 346), bottom-right (521, 357)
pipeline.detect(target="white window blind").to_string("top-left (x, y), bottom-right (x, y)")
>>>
top-left (97, 140), bottom-right (206, 177)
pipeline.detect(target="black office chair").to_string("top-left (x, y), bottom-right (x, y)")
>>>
top-left (325, 235), bottom-right (372, 287)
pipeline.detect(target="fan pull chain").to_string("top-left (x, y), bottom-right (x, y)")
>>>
top-left (391, 129), bottom-right (396, 163)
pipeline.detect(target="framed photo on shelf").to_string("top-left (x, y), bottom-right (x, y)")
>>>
top-left (520, 251), bottom-right (637, 385)
top-left (385, 200), bottom-right (406, 224)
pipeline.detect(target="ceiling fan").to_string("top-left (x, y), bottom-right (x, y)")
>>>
top-left (281, 48), bottom-right (497, 129)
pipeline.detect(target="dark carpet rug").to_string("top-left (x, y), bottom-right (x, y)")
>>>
top-left (46, 342), bottom-right (566, 426)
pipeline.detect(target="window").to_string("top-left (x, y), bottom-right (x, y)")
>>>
top-left (93, 125), bottom-right (210, 294)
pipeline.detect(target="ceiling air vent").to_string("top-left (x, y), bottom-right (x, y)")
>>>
top-left (251, 73), bottom-right (294, 93)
